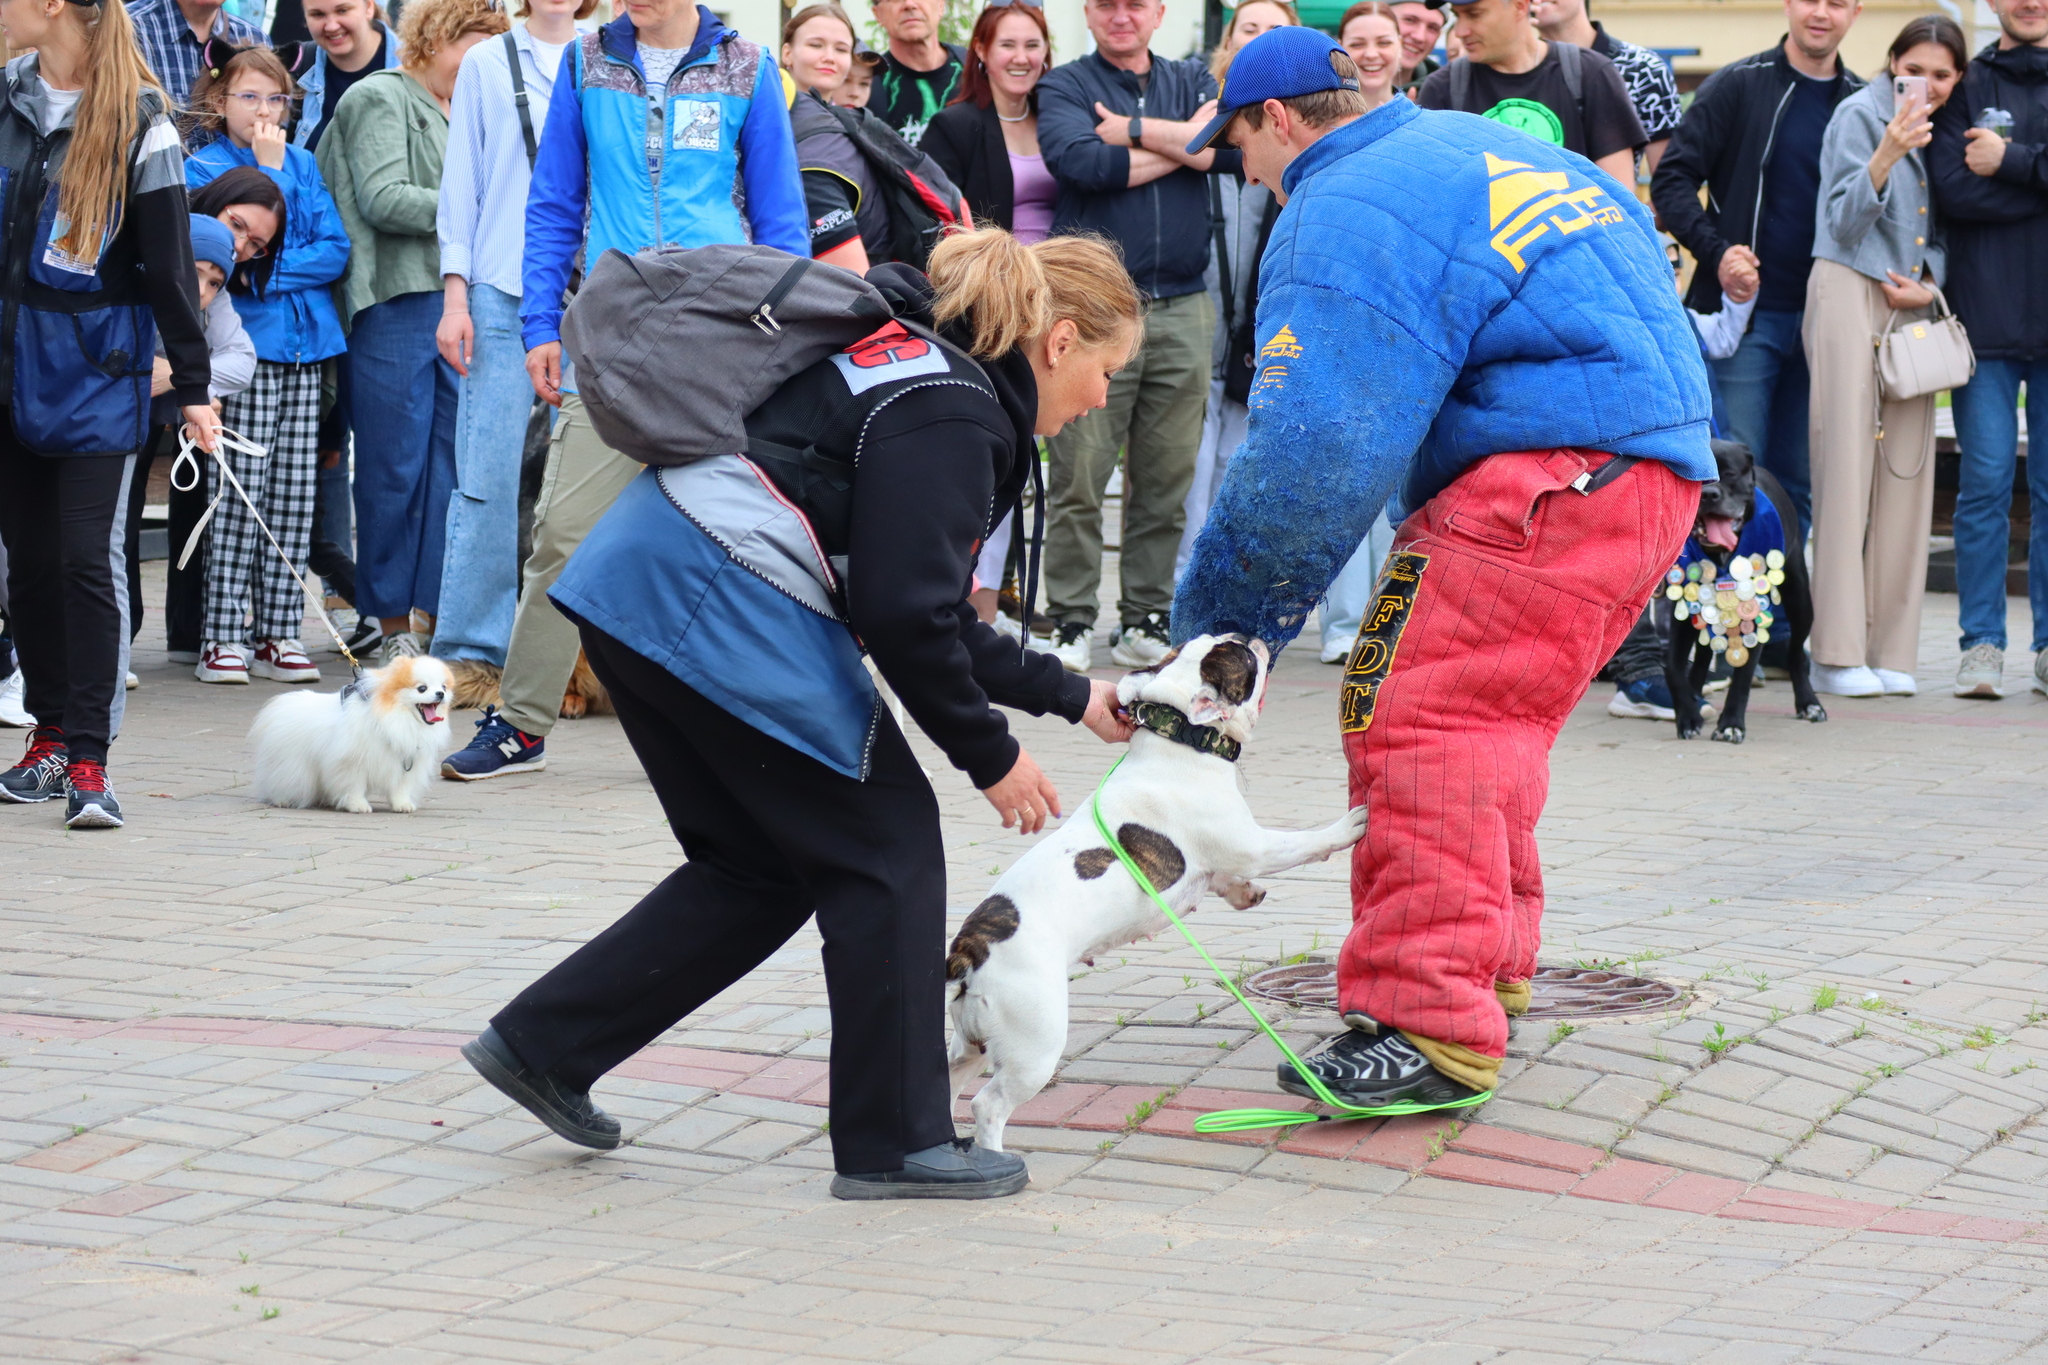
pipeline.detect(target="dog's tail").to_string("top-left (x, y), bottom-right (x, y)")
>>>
top-left (444, 658), bottom-right (502, 711)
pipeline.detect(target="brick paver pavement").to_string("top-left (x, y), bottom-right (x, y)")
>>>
top-left (1, 563), bottom-right (2046, 1362)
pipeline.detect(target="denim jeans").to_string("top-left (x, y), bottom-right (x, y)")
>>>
top-left (1950, 359), bottom-right (2048, 652)
top-left (432, 283), bottom-right (529, 665)
top-left (1711, 307), bottom-right (1811, 536)
top-left (348, 291), bottom-right (459, 621)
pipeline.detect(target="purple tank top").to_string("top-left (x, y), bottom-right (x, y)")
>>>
top-left (1009, 151), bottom-right (1057, 244)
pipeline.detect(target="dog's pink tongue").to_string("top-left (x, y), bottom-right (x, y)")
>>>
top-left (421, 702), bottom-right (445, 725)
top-left (1701, 514), bottom-right (1741, 553)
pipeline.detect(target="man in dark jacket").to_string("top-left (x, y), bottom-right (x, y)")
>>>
top-left (1929, 0), bottom-right (2048, 699)
top-left (1651, 0), bottom-right (1865, 535)
top-left (1036, 0), bottom-right (1232, 673)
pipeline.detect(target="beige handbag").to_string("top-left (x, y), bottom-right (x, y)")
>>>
top-left (1876, 283), bottom-right (1975, 401)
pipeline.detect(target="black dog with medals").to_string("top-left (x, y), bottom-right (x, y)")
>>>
top-left (1663, 440), bottom-right (1826, 743)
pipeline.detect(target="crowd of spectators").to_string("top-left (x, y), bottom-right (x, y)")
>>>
top-left (0, 0), bottom-right (2044, 824)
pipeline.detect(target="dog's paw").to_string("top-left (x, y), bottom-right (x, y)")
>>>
top-left (1215, 876), bottom-right (1267, 910)
top-left (390, 799), bottom-right (418, 813)
top-left (1712, 725), bottom-right (1746, 745)
top-left (1333, 805), bottom-right (1369, 848)
top-left (1800, 703), bottom-right (1829, 723)
top-left (1676, 723), bottom-right (1703, 740)
top-left (337, 797), bottom-right (373, 814)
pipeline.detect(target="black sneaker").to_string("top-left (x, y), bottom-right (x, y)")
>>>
top-left (441, 706), bottom-right (546, 781)
top-left (62, 758), bottom-right (123, 829)
top-left (1278, 1026), bottom-right (1483, 1108)
top-left (461, 1025), bottom-right (620, 1149)
top-left (1, 726), bottom-right (68, 803)
top-left (830, 1138), bottom-right (1029, 1201)
top-left (341, 616), bottom-right (382, 658)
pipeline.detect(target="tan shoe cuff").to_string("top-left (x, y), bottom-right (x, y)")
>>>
top-left (1400, 1031), bottom-right (1502, 1093)
top-left (1495, 979), bottom-right (1533, 1017)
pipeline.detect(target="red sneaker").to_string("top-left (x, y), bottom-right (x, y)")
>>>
top-left (251, 638), bottom-right (321, 684)
top-left (196, 642), bottom-right (249, 684)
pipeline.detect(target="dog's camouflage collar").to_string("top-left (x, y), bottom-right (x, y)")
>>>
top-left (1130, 701), bottom-right (1241, 763)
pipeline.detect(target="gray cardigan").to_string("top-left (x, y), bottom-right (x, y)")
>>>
top-left (1815, 78), bottom-right (1945, 286)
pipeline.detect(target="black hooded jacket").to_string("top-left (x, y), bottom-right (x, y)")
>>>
top-left (1929, 41), bottom-right (2048, 361)
top-left (841, 266), bottom-right (1092, 788)
top-left (1652, 42), bottom-right (1863, 314)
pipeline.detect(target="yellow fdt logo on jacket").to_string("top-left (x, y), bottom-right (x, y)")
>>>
top-left (1485, 151), bottom-right (1626, 273)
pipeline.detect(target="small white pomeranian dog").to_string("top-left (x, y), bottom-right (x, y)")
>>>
top-left (250, 656), bottom-right (456, 813)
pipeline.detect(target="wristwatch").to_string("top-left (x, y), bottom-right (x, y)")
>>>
top-left (1128, 115), bottom-right (1143, 146)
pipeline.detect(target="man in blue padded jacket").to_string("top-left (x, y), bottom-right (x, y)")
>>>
top-left (1175, 26), bottom-right (1713, 1111)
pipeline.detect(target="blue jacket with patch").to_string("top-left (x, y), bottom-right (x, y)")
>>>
top-left (521, 8), bottom-right (809, 350)
top-left (1174, 98), bottom-right (1714, 649)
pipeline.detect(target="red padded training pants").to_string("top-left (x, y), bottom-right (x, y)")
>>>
top-left (1337, 451), bottom-right (1697, 1062)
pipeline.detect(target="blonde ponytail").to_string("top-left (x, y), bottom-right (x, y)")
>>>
top-left (54, 0), bottom-right (163, 261)
top-left (928, 228), bottom-right (1143, 361)
top-left (928, 228), bottom-right (1049, 359)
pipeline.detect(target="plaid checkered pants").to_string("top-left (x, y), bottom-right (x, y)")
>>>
top-left (206, 362), bottom-right (322, 644)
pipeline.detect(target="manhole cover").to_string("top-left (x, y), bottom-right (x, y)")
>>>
top-left (1242, 964), bottom-right (1686, 1019)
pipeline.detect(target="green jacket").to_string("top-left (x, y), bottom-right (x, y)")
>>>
top-left (317, 67), bottom-right (445, 327)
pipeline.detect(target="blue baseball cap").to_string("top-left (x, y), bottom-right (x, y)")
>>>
top-left (1185, 26), bottom-right (1358, 154)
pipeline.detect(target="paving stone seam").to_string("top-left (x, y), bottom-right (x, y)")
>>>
top-left (6, 1010), bottom-right (2042, 1244)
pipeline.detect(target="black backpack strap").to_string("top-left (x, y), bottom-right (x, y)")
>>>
top-left (1244, 192), bottom-right (1280, 309)
top-left (749, 256), bottom-right (813, 335)
top-left (1020, 442), bottom-right (1044, 635)
top-left (1448, 57), bottom-right (1471, 111)
top-left (1554, 37), bottom-right (1583, 109)
top-left (505, 31), bottom-right (538, 171)
top-left (1208, 175), bottom-right (1234, 342)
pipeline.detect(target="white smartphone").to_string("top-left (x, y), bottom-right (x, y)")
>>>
top-left (1894, 75), bottom-right (1929, 113)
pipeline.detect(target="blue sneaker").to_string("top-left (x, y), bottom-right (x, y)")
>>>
top-left (441, 706), bottom-right (546, 780)
top-left (1607, 676), bottom-right (1676, 721)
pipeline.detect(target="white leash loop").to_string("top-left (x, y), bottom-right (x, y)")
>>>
top-left (173, 425), bottom-right (365, 677)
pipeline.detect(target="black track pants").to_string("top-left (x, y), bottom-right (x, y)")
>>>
top-left (164, 427), bottom-right (206, 654)
top-left (492, 623), bottom-right (959, 1175)
top-left (124, 426), bottom-right (177, 642)
top-left (0, 428), bottom-right (136, 764)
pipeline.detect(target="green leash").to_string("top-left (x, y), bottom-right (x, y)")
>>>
top-left (1088, 755), bottom-right (1492, 1134)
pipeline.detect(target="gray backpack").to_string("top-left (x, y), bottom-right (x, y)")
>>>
top-left (560, 244), bottom-right (894, 467)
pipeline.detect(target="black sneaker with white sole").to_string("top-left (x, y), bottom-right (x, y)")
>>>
top-left (462, 1025), bottom-right (620, 1149)
top-left (1, 726), bottom-right (67, 803)
top-left (62, 759), bottom-right (123, 829)
top-left (830, 1138), bottom-right (1029, 1200)
top-left (1278, 1025), bottom-right (1483, 1108)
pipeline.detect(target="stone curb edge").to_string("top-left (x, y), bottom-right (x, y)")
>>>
top-left (3, 1012), bottom-right (2036, 1244)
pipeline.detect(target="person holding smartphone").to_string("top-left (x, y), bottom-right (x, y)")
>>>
top-left (1804, 15), bottom-right (1968, 700)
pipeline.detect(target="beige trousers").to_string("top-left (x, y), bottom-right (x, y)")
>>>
top-left (1802, 258), bottom-right (1936, 674)
top-left (498, 394), bottom-right (641, 737)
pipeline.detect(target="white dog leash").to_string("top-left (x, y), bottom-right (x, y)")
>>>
top-left (172, 425), bottom-right (366, 678)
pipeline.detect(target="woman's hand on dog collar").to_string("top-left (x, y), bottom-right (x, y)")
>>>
top-left (1081, 680), bottom-right (1136, 745)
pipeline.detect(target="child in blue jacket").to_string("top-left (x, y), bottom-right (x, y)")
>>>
top-left (186, 44), bottom-right (353, 688)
